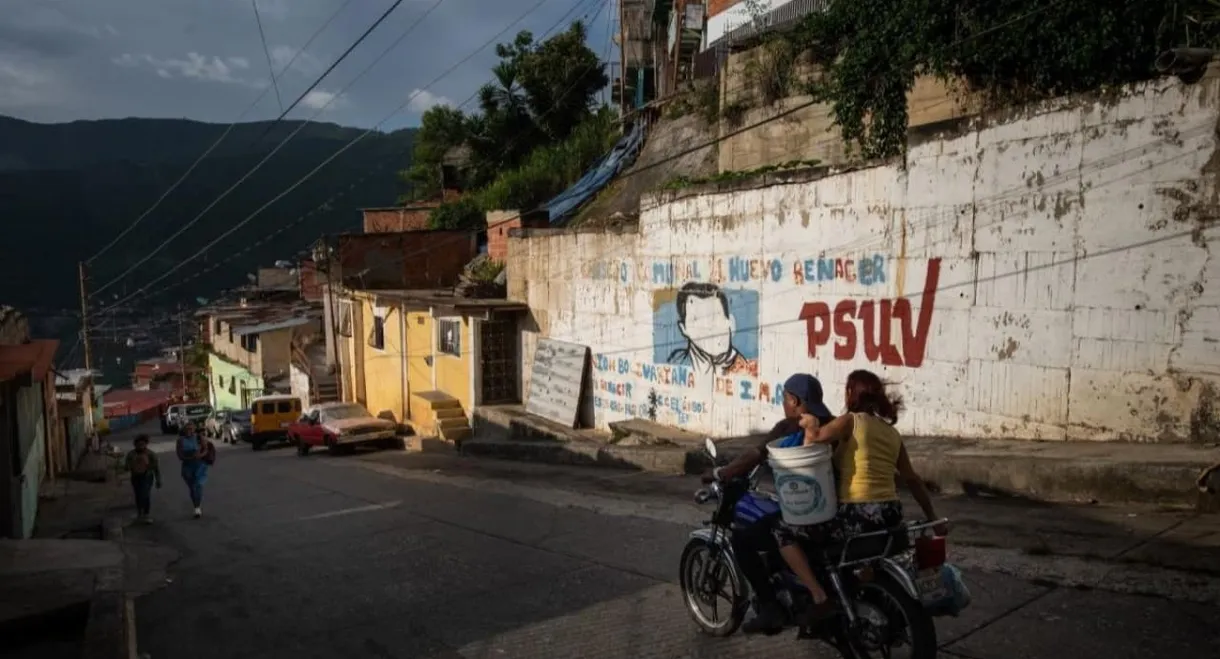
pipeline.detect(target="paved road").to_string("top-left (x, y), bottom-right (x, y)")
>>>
top-left (125, 430), bottom-right (1219, 659)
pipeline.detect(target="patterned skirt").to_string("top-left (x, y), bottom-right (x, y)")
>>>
top-left (773, 500), bottom-right (904, 547)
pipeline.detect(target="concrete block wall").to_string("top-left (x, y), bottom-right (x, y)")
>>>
top-left (509, 70), bottom-right (1220, 443)
top-left (717, 47), bottom-right (981, 173)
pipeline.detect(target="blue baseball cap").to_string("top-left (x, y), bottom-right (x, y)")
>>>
top-left (783, 373), bottom-right (832, 419)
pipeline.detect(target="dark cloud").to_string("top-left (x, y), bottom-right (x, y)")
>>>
top-left (0, 0), bottom-right (618, 129)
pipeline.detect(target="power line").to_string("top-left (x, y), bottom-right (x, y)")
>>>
top-left (251, 0), bottom-right (284, 113)
top-left (95, 0), bottom-right (1058, 317)
top-left (89, 0), bottom-right (431, 299)
top-left (84, 0), bottom-right (357, 265)
top-left (93, 0), bottom-right (560, 316)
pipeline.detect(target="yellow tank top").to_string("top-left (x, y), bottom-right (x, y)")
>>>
top-left (834, 413), bottom-right (902, 503)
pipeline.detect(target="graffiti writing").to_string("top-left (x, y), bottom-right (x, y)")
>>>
top-left (581, 254), bottom-right (890, 287)
top-left (799, 258), bottom-right (942, 368)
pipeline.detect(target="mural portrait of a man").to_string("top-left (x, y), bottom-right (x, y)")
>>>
top-left (666, 282), bottom-right (758, 376)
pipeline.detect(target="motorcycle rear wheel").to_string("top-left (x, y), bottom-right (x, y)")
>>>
top-left (839, 574), bottom-right (937, 659)
top-left (678, 538), bottom-right (748, 637)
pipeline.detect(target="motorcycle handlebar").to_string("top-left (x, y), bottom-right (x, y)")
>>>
top-left (694, 481), bottom-right (722, 504)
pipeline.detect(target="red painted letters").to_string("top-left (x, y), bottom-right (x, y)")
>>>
top-left (799, 258), bottom-right (942, 368)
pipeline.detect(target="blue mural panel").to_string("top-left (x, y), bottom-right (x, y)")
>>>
top-left (652, 284), bottom-right (760, 377)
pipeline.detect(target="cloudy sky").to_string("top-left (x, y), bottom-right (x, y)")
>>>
top-left (0, 0), bottom-right (618, 130)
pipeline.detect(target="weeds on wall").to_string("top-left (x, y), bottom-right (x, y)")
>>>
top-left (744, 0), bottom-right (1220, 159)
top-left (661, 159), bottom-right (822, 190)
top-left (663, 78), bottom-right (722, 126)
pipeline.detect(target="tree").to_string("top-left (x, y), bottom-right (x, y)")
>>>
top-left (518, 22), bottom-right (609, 141)
top-left (427, 196), bottom-right (485, 230)
top-left (401, 105), bottom-right (470, 201)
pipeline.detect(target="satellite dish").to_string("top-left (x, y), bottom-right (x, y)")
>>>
top-left (126, 337), bottom-right (135, 347)
top-left (246, 273), bottom-right (257, 282)
top-left (274, 260), bottom-right (293, 269)
top-left (196, 297), bottom-right (209, 305)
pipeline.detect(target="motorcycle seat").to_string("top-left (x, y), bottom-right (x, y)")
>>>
top-left (823, 524), bottom-right (911, 565)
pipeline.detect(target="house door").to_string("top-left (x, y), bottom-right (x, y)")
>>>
top-left (479, 318), bottom-right (518, 405)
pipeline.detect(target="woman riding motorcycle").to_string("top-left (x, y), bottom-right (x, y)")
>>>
top-left (773, 369), bottom-right (947, 617)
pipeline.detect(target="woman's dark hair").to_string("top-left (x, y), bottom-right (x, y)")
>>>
top-left (845, 370), bottom-right (903, 425)
top-left (134, 434), bottom-right (149, 445)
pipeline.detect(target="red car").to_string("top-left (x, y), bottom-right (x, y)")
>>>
top-left (288, 402), bottom-right (398, 456)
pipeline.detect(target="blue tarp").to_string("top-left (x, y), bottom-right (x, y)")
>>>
top-left (546, 121), bottom-right (647, 225)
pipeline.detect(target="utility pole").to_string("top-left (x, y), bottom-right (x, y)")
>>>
top-left (77, 262), bottom-right (95, 434)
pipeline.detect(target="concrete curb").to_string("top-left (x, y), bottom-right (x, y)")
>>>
top-left (460, 431), bottom-right (1218, 510)
top-left (82, 518), bottom-right (135, 659)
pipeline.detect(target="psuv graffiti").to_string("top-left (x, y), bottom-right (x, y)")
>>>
top-left (798, 258), bottom-right (942, 368)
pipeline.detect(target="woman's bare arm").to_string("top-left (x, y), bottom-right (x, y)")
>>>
top-left (804, 414), bottom-right (853, 445)
top-left (897, 444), bottom-right (944, 532)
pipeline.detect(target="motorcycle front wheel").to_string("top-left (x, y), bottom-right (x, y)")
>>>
top-left (678, 538), bottom-right (748, 637)
top-left (839, 574), bottom-right (937, 659)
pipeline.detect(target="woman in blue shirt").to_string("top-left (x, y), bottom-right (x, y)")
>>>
top-left (176, 422), bottom-right (214, 518)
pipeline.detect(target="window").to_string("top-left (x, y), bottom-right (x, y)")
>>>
top-left (241, 333), bottom-right (259, 353)
top-left (229, 378), bottom-right (237, 394)
top-left (276, 400), bottom-right (291, 413)
top-left (369, 315), bottom-right (385, 350)
top-left (260, 402), bottom-right (275, 414)
top-left (217, 374), bottom-right (225, 388)
top-left (337, 300), bottom-right (353, 337)
top-left (214, 319), bottom-right (221, 336)
top-left (438, 319), bottom-right (461, 357)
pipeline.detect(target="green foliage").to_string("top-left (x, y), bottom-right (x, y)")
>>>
top-left (427, 196), bottom-right (485, 231)
top-left (468, 258), bottom-right (505, 282)
top-left (768, 0), bottom-right (1218, 159)
top-left (661, 159), bottom-right (822, 190)
top-left (663, 79), bottom-right (722, 126)
top-left (404, 23), bottom-right (609, 197)
top-left (402, 106), bottom-right (470, 201)
top-left (476, 106), bottom-right (618, 211)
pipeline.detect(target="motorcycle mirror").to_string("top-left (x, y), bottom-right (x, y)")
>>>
top-left (704, 437), bottom-right (717, 459)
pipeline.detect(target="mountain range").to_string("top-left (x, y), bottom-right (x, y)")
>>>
top-left (0, 115), bottom-right (416, 316)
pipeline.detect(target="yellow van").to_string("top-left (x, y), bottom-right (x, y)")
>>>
top-left (249, 394), bottom-right (302, 451)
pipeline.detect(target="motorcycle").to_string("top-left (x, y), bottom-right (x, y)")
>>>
top-left (678, 438), bottom-right (957, 658)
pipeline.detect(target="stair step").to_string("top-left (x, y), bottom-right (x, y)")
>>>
top-left (434, 407), bottom-right (466, 420)
top-left (440, 426), bottom-right (471, 441)
top-left (437, 416), bottom-right (469, 432)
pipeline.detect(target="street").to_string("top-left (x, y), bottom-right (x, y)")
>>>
top-left (123, 428), bottom-right (1219, 659)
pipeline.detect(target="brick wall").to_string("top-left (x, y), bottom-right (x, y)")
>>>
top-left (486, 210), bottom-right (550, 263)
top-left (337, 231), bottom-right (478, 289)
top-left (362, 205), bottom-right (439, 233)
top-left (707, 0), bottom-right (738, 17)
top-left (298, 258), bottom-right (324, 302)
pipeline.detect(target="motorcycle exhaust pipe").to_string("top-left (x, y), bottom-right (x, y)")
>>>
top-left (1155, 48), bottom-right (1216, 84)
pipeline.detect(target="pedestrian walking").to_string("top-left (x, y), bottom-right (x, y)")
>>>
top-left (124, 434), bottom-right (162, 523)
top-left (176, 422), bottom-right (215, 518)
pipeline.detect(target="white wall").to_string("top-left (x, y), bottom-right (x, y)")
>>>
top-left (290, 362), bottom-right (311, 409)
top-left (510, 70), bottom-right (1220, 443)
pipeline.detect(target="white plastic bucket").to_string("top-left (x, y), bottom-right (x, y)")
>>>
top-left (767, 440), bottom-right (837, 526)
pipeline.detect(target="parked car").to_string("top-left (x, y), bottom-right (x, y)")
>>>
top-left (222, 409), bottom-right (252, 444)
top-left (181, 404), bottom-right (213, 429)
top-left (288, 402), bottom-right (398, 456)
top-left (248, 394), bottom-right (303, 451)
top-left (204, 409), bottom-right (233, 438)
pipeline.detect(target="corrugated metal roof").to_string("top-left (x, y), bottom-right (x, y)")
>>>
top-left (0, 339), bottom-right (59, 382)
top-left (232, 316), bottom-right (317, 336)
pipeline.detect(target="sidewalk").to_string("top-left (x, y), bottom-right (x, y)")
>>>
top-left (2, 420), bottom-right (177, 659)
top-left (465, 405), bottom-right (1220, 510)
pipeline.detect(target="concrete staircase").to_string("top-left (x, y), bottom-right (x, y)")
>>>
top-left (413, 391), bottom-right (471, 442)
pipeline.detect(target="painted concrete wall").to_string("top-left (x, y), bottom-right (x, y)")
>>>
top-left (509, 70), bottom-right (1220, 443)
top-left (435, 316), bottom-right (474, 413)
top-left (359, 297), bottom-right (407, 422)
top-left (290, 362), bottom-right (311, 410)
top-left (406, 311), bottom-right (435, 426)
top-left (209, 353), bottom-right (262, 411)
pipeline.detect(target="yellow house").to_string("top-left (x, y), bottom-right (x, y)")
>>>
top-left (335, 288), bottom-right (526, 441)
